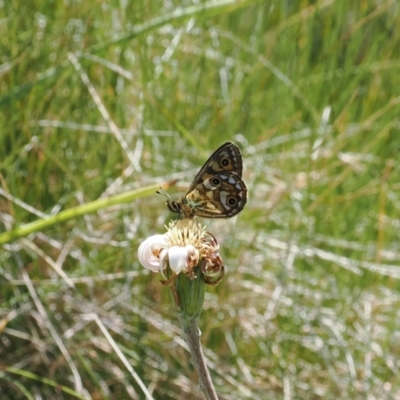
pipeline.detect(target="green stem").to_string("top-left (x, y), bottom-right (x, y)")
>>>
top-left (0, 183), bottom-right (163, 245)
top-left (178, 316), bottom-right (219, 400)
top-left (173, 269), bottom-right (218, 399)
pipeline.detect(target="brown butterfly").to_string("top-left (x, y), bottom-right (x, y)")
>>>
top-left (165, 142), bottom-right (247, 219)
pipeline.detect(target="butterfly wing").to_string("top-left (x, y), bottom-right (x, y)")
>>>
top-left (185, 142), bottom-right (243, 194)
top-left (185, 172), bottom-right (247, 218)
top-left (166, 142), bottom-right (247, 219)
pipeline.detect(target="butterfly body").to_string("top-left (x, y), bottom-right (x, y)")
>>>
top-left (166, 142), bottom-right (247, 219)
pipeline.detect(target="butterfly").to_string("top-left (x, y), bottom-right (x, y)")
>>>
top-left (165, 142), bottom-right (247, 219)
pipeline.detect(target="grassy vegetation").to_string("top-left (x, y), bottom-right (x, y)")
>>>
top-left (1, 0), bottom-right (400, 398)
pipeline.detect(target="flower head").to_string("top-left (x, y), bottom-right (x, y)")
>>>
top-left (138, 220), bottom-right (224, 286)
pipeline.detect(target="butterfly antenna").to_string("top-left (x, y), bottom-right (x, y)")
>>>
top-left (156, 186), bottom-right (172, 200)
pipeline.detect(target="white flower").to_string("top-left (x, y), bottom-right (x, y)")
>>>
top-left (137, 220), bottom-right (224, 285)
top-left (137, 223), bottom-right (201, 277)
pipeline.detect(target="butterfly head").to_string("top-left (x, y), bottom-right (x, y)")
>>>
top-left (166, 198), bottom-right (196, 219)
top-left (166, 199), bottom-right (180, 214)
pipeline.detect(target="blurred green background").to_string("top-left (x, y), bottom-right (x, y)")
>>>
top-left (1, 0), bottom-right (400, 398)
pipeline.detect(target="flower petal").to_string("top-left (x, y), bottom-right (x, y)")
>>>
top-left (138, 234), bottom-right (168, 272)
top-left (168, 246), bottom-right (189, 274)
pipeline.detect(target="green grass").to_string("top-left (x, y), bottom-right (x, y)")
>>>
top-left (1, 0), bottom-right (400, 398)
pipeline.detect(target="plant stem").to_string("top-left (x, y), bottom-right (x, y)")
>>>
top-left (178, 315), bottom-right (219, 400)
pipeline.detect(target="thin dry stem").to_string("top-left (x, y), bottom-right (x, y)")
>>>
top-left (178, 316), bottom-right (219, 400)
